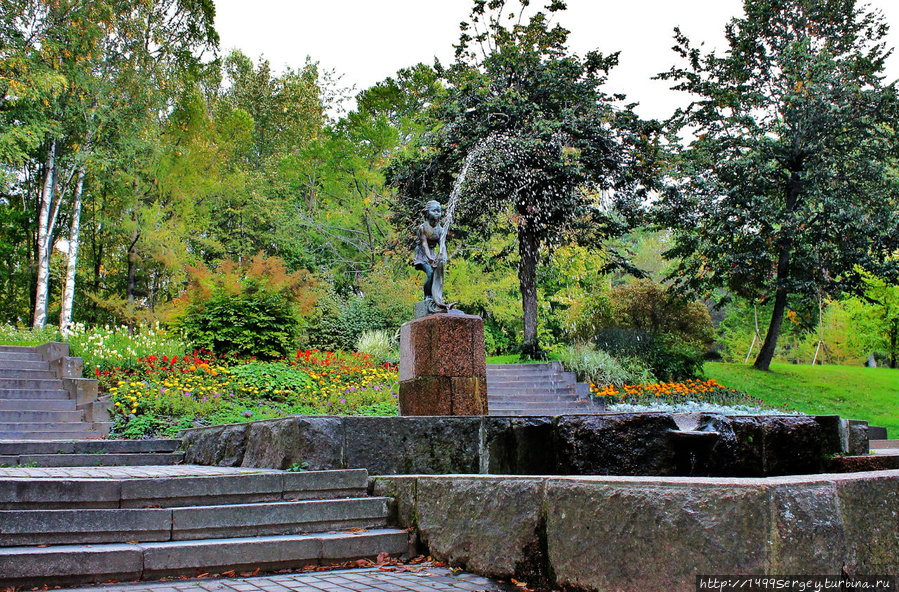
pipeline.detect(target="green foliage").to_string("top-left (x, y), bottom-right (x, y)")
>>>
top-left (307, 292), bottom-right (386, 352)
top-left (539, 244), bottom-right (612, 344)
top-left (656, 0), bottom-right (899, 370)
top-left (390, 0), bottom-right (660, 353)
top-left (0, 324), bottom-right (62, 346)
top-left (120, 414), bottom-right (167, 439)
top-left (355, 330), bottom-right (398, 365)
top-left (171, 254), bottom-right (317, 360)
top-left (705, 362), bottom-right (899, 438)
top-left (609, 280), bottom-right (715, 349)
top-left (593, 327), bottom-right (705, 381)
top-left (352, 401), bottom-right (399, 416)
top-left (356, 264), bottom-right (421, 330)
top-left (178, 291), bottom-right (299, 361)
top-left (558, 342), bottom-right (656, 388)
top-left (67, 323), bottom-right (188, 373)
top-left (719, 286), bottom-right (899, 367)
top-left (228, 361), bottom-right (315, 401)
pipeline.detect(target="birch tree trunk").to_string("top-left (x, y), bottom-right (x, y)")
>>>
top-left (59, 165), bottom-right (86, 337)
top-left (32, 139), bottom-right (56, 330)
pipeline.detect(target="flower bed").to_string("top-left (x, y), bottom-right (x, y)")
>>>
top-left (589, 378), bottom-right (791, 413)
top-left (104, 349), bottom-right (399, 438)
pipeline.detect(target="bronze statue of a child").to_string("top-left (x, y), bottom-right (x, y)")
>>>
top-left (413, 200), bottom-right (446, 302)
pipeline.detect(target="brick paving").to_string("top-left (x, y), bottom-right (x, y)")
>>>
top-left (51, 567), bottom-right (514, 592)
top-left (0, 465), bottom-right (279, 479)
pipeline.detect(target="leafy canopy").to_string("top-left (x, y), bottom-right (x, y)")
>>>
top-left (656, 0), bottom-right (899, 369)
top-left (390, 0), bottom-right (660, 354)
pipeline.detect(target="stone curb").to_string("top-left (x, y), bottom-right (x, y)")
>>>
top-left (372, 470), bottom-right (899, 591)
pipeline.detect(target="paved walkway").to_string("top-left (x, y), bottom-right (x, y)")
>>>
top-left (52, 567), bottom-right (514, 592)
top-left (0, 465), bottom-right (280, 479)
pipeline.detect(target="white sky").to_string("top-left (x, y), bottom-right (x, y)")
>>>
top-left (215, 0), bottom-right (899, 121)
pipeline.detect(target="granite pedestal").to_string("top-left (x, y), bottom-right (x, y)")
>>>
top-left (398, 313), bottom-right (488, 416)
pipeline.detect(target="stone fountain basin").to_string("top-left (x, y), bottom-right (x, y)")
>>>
top-left (180, 412), bottom-right (871, 478)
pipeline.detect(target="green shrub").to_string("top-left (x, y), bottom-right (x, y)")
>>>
top-left (594, 327), bottom-right (704, 381)
top-left (355, 329), bottom-right (398, 364)
top-left (558, 342), bottom-right (656, 388)
top-left (307, 292), bottom-right (386, 352)
top-left (178, 291), bottom-right (300, 360)
top-left (119, 414), bottom-right (167, 439)
top-left (228, 360), bottom-right (315, 401)
top-left (171, 254), bottom-right (317, 360)
top-left (609, 280), bottom-right (715, 349)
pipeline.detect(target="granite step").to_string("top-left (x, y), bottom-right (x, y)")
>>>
top-left (0, 398), bottom-right (76, 411)
top-left (0, 468), bottom-right (370, 509)
top-left (489, 380), bottom-right (574, 387)
top-left (0, 346), bottom-right (40, 354)
top-left (488, 387), bottom-right (577, 396)
top-left (0, 409), bottom-right (84, 423)
top-left (486, 367), bottom-right (561, 374)
top-left (2, 452), bottom-right (185, 468)
top-left (0, 529), bottom-right (410, 587)
top-left (489, 400), bottom-right (590, 409)
top-left (0, 466), bottom-right (409, 588)
top-left (870, 439), bottom-right (899, 449)
top-left (0, 368), bottom-right (58, 379)
top-left (0, 352), bottom-right (44, 362)
top-left (487, 363), bottom-right (563, 370)
top-left (0, 421), bottom-right (92, 433)
top-left (0, 429), bottom-right (107, 441)
top-left (487, 390), bottom-right (583, 403)
top-left (0, 387), bottom-right (71, 400)
top-left (0, 439), bottom-right (182, 455)
top-left (0, 360), bottom-right (51, 372)
top-left (491, 409), bottom-right (596, 416)
top-left (0, 377), bottom-right (65, 390)
top-left (0, 497), bottom-right (392, 546)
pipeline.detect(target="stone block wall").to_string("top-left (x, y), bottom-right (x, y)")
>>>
top-left (371, 471), bottom-right (899, 591)
top-left (180, 413), bottom-right (864, 477)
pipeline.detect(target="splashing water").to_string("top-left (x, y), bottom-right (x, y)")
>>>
top-left (438, 142), bottom-right (488, 256)
top-left (428, 141), bottom-right (491, 312)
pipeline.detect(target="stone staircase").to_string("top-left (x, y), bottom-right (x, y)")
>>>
top-left (486, 362), bottom-right (603, 416)
top-left (0, 465), bottom-right (410, 588)
top-left (0, 438), bottom-right (184, 467)
top-left (0, 344), bottom-right (112, 440)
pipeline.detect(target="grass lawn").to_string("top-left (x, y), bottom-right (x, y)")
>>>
top-left (705, 362), bottom-right (899, 438)
top-left (486, 354), bottom-right (524, 364)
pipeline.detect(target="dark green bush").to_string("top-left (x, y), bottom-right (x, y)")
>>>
top-left (178, 290), bottom-right (300, 360)
top-left (171, 254), bottom-right (317, 361)
top-left (307, 292), bottom-right (386, 352)
top-left (594, 327), bottom-right (704, 381)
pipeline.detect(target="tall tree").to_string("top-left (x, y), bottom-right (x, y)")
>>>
top-left (657, 0), bottom-right (899, 370)
top-left (0, 0), bottom-right (217, 329)
top-left (390, 0), bottom-right (658, 356)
